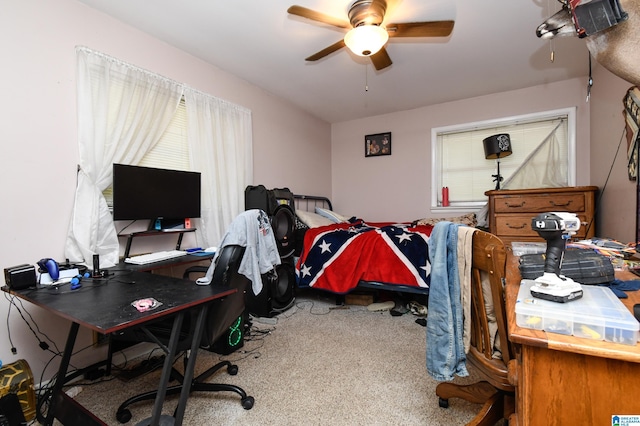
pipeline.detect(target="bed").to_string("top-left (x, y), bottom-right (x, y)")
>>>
top-left (292, 194), bottom-right (477, 296)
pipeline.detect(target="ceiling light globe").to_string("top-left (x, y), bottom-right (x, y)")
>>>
top-left (344, 25), bottom-right (389, 56)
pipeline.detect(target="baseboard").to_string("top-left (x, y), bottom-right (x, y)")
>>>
top-left (111, 342), bottom-right (157, 368)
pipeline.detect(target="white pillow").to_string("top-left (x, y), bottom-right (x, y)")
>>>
top-left (315, 207), bottom-right (348, 223)
top-left (296, 210), bottom-right (334, 228)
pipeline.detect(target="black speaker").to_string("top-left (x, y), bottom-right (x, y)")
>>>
top-left (246, 259), bottom-right (295, 318)
top-left (245, 185), bottom-right (295, 259)
top-left (211, 314), bottom-right (245, 355)
top-left (271, 204), bottom-right (295, 258)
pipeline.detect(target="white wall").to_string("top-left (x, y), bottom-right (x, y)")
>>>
top-left (331, 78), bottom-right (591, 222)
top-left (589, 62), bottom-right (638, 241)
top-left (0, 0), bottom-right (330, 381)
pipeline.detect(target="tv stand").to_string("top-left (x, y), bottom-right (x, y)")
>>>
top-left (122, 228), bottom-right (196, 259)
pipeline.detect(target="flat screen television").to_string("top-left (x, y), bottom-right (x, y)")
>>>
top-left (112, 163), bottom-right (201, 230)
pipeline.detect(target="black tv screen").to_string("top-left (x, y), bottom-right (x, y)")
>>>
top-left (112, 163), bottom-right (201, 223)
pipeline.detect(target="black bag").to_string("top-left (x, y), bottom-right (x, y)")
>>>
top-left (271, 187), bottom-right (295, 208)
top-left (519, 249), bottom-right (615, 285)
top-left (244, 185), bottom-right (278, 215)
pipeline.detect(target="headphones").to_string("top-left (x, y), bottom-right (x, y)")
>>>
top-left (70, 272), bottom-right (91, 290)
top-left (37, 258), bottom-right (60, 281)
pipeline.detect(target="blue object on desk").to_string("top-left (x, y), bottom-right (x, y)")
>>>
top-left (190, 251), bottom-right (215, 257)
top-left (600, 279), bottom-right (640, 298)
top-left (186, 247), bottom-right (203, 253)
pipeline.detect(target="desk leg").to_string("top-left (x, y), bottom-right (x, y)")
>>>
top-left (44, 321), bottom-right (79, 426)
top-left (144, 312), bottom-right (184, 426)
top-left (173, 304), bottom-right (209, 426)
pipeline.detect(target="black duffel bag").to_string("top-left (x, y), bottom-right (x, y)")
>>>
top-left (519, 249), bottom-right (615, 285)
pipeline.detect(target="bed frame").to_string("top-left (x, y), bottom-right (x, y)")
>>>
top-left (293, 194), bottom-right (430, 298)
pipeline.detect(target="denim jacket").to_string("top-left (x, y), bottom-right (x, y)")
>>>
top-left (426, 221), bottom-right (468, 381)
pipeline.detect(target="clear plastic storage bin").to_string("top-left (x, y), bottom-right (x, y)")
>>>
top-left (516, 279), bottom-right (639, 345)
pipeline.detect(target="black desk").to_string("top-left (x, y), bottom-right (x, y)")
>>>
top-left (2, 270), bottom-right (234, 426)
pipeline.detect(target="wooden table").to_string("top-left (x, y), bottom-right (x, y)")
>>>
top-left (505, 251), bottom-right (640, 425)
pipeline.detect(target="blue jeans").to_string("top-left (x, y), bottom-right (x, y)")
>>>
top-left (426, 221), bottom-right (468, 381)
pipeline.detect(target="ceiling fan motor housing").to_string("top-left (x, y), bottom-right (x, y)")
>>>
top-left (349, 0), bottom-right (386, 27)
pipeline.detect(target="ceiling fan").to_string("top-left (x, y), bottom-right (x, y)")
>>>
top-left (287, 0), bottom-right (454, 70)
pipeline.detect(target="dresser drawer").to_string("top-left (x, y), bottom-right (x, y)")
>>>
top-left (493, 193), bottom-right (586, 214)
top-left (495, 214), bottom-right (590, 238)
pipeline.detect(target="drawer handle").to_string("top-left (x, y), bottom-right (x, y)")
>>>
top-left (549, 200), bottom-right (573, 207)
top-left (506, 223), bottom-right (527, 230)
top-left (504, 201), bottom-right (525, 208)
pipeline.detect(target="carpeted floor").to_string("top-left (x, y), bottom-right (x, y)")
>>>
top-left (69, 289), bottom-right (486, 425)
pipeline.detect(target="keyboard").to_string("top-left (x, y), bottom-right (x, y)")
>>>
top-left (125, 250), bottom-right (188, 265)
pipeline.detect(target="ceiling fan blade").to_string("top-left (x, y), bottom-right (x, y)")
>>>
top-left (370, 47), bottom-right (392, 70)
top-left (386, 21), bottom-right (455, 37)
top-left (305, 39), bottom-right (347, 61)
top-left (287, 5), bottom-right (351, 29)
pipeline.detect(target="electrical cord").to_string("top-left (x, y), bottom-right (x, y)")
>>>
top-left (116, 219), bottom-right (138, 236)
top-left (4, 292), bottom-right (17, 354)
top-left (3, 292), bottom-right (60, 355)
top-left (34, 337), bottom-right (122, 423)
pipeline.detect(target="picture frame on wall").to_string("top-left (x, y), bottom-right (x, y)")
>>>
top-left (365, 132), bottom-right (391, 157)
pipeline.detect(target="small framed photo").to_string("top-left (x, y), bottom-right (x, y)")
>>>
top-left (365, 132), bottom-right (391, 157)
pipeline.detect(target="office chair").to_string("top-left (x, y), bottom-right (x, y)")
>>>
top-left (435, 230), bottom-right (515, 425)
top-left (112, 245), bottom-right (254, 424)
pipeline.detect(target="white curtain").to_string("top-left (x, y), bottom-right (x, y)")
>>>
top-left (184, 87), bottom-right (253, 248)
top-left (502, 121), bottom-right (567, 189)
top-left (65, 47), bottom-right (183, 267)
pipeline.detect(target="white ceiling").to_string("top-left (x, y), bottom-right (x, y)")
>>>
top-left (75, 0), bottom-right (590, 124)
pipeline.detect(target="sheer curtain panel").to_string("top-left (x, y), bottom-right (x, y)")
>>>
top-left (65, 47), bottom-right (183, 267)
top-left (184, 87), bottom-right (253, 248)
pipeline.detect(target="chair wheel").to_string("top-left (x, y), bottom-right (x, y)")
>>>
top-left (438, 398), bottom-right (449, 408)
top-left (242, 396), bottom-right (255, 410)
top-left (227, 364), bottom-right (239, 375)
top-left (116, 408), bottom-right (132, 423)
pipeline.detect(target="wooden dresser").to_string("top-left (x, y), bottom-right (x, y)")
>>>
top-left (485, 186), bottom-right (598, 245)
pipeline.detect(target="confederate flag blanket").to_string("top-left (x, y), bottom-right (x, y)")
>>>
top-left (295, 220), bottom-right (434, 294)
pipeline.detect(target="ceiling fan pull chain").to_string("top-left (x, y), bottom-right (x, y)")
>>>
top-left (586, 53), bottom-right (593, 102)
top-left (365, 64), bottom-right (369, 92)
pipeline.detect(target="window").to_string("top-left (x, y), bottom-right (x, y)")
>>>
top-left (103, 99), bottom-right (188, 208)
top-left (69, 46), bottom-right (252, 265)
top-left (138, 98), bottom-right (189, 171)
top-left (431, 108), bottom-right (576, 209)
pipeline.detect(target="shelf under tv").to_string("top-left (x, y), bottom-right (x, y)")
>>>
top-left (120, 228), bottom-right (196, 259)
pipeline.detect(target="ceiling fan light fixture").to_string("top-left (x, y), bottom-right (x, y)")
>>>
top-left (344, 25), bottom-right (389, 56)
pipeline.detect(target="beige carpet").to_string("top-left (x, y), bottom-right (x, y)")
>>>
top-left (71, 289), bottom-right (487, 425)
